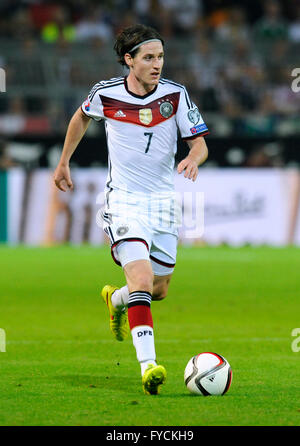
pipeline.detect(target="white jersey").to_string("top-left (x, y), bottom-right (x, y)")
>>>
top-left (81, 76), bottom-right (209, 197)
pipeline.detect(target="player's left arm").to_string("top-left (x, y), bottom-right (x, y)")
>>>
top-left (177, 136), bottom-right (208, 181)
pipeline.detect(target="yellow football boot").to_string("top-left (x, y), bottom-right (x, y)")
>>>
top-left (142, 364), bottom-right (167, 395)
top-left (101, 285), bottom-right (129, 341)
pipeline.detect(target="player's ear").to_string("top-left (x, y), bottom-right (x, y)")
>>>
top-left (124, 53), bottom-right (133, 68)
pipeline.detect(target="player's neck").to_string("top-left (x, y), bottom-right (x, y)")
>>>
top-left (126, 73), bottom-right (157, 97)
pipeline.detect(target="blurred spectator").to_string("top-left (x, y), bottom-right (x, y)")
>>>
top-left (244, 143), bottom-right (283, 167)
top-left (114, 10), bottom-right (139, 36)
top-left (0, 139), bottom-right (17, 169)
top-left (157, 0), bottom-right (202, 36)
top-left (288, 2), bottom-right (300, 42)
top-left (217, 40), bottom-right (264, 117)
top-left (10, 8), bottom-right (36, 41)
top-left (206, 3), bottom-right (230, 31)
top-left (253, 0), bottom-right (288, 42)
top-left (75, 6), bottom-right (113, 43)
top-left (5, 37), bottom-right (45, 90)
top-left (188, 36), bottom-right (222, 111)
top-left (263, 38), bottom-right (291, 74)
top-left (41, 6), bottom-right (75, 43)
top-left (256, 89), bottom-right (278, 116)
top-left (0, 15), bottom-right (10, 38)
top-left (0, 98), bottom-right (26, 135)
top-left (134, 0), bottom-right (152, 24)
top-left (214, 6), bottom-right (251, 45)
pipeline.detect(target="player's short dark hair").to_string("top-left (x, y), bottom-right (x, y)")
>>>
top-left (114, 24), bottom-right (164, 67)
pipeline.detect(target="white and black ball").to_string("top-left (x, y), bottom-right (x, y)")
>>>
top-left (184, 352), bottom-right (233, 396)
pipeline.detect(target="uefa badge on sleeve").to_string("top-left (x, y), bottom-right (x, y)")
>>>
top-left (187, 107), bottom-right (200, 125)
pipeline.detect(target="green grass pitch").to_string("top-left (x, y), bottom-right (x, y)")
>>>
top-left (0, 245), bottom-right (299, 426)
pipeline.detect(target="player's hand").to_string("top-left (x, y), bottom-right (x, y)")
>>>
top-left (53, 163), bottom-right (73, 192)
top-left (177, 157), bottom-right (199, 182)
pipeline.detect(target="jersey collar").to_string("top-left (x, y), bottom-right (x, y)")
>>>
top-left (124, 76), bottom-right (158, 99)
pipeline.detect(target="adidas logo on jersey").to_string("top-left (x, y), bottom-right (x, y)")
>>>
top-left (114, 110), bottom-right (126, 117)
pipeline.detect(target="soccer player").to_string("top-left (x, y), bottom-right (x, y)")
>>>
top-left (54, 24), bottom-right (209, 395)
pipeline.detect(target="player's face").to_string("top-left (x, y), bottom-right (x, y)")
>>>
top-left (128, 41), bottom-right (164, 89)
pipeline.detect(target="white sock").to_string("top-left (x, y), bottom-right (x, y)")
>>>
top-left (140, 359), bottom-right (157, 376)
top-left (111, 285), bottom-right (129, 309)
top-left (131, 325), bottom-right (156, 376)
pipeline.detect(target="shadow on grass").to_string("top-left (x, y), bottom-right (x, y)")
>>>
top-left (53, 375), bottom-right (220, 400)
top-left (54, 374), bottom-right (137, 393)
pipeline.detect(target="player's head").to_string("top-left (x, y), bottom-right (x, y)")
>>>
top-left (114, 24), bottom-right (164, 86)
top-left (114, 24), bottom-right (164, 67)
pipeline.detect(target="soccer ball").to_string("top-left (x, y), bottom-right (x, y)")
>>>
top-left (184, 352), bottom-right (232, 396)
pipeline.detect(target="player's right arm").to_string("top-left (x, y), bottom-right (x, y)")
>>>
top-left (54, 107), bottom-right (91, 192)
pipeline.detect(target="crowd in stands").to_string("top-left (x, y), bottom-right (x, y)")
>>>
top-left (0, 0), bottom-right (299, 140)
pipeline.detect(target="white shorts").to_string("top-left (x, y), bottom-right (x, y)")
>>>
top-left (101, 190), bottom-right (180, 276)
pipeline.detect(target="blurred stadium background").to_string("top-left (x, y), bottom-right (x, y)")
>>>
top-left (1, 0), bottom-right (300, 246)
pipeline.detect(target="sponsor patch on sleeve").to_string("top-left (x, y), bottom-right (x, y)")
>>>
top-left (190, 123), bottom-right (208, 134)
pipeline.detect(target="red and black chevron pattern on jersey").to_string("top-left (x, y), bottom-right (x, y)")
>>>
top-left (100, 92), bottom-right (180, 127)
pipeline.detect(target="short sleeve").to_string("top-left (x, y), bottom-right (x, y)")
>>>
top-left (176, 88), bottom-right (209, 140)
top-left (81, 83), bottom-right (105, 121)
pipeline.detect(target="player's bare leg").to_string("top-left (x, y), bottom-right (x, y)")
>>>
top-left (123, 259), bottom-right (153, 294)
top-left (109, 272), bottom-right (172, 307)
top-left (123, 259), bottom-right (167, 394)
